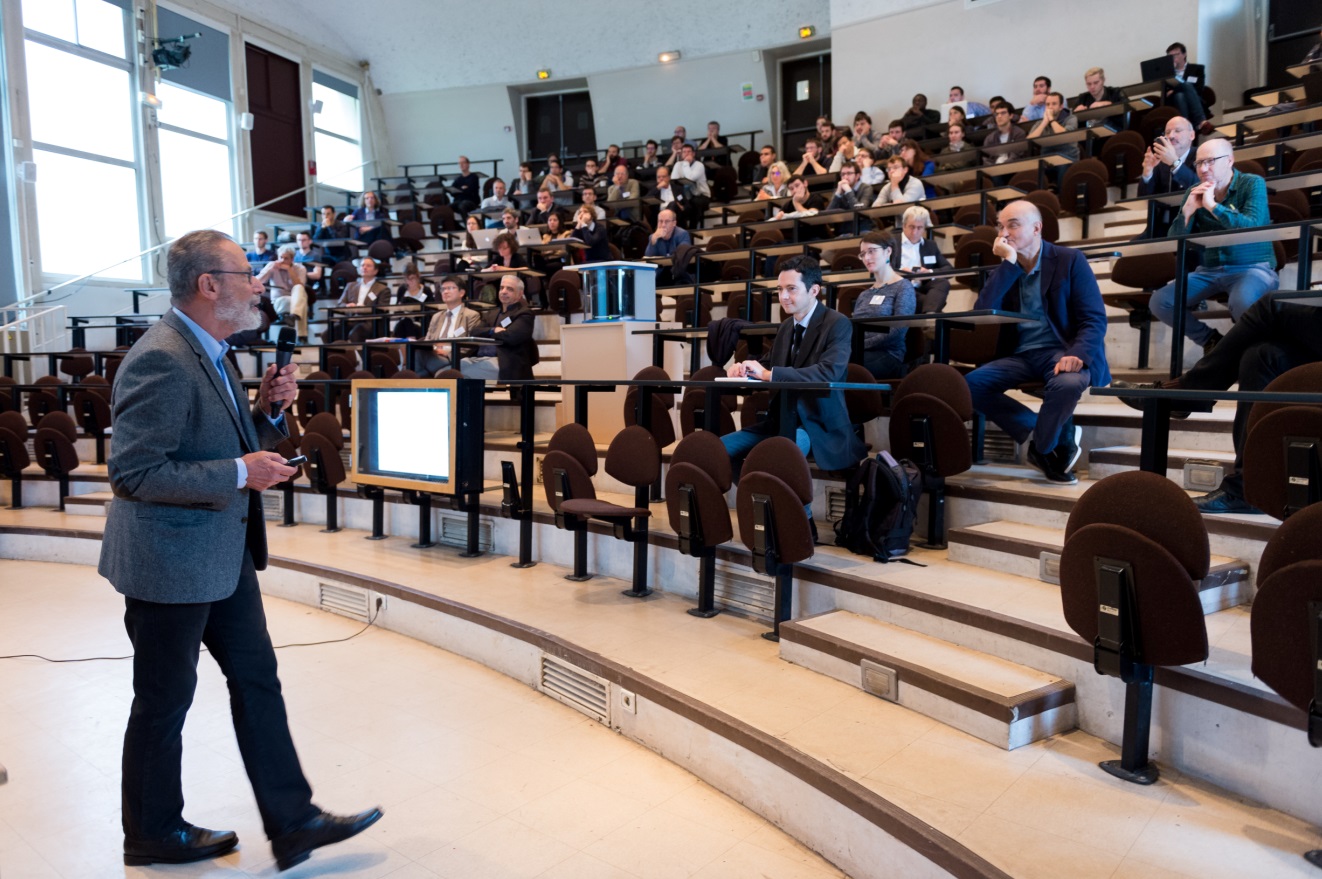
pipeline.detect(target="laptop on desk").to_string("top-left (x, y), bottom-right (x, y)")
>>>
top-left (1139, 55), bottom-right (1176, 83)
top-left (469, 228), bottom-right (501, 251)
top-left (515, 227), bottom-right (542, 247)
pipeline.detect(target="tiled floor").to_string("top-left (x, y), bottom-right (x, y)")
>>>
top-left (0, 559), bottom-right (846, 879)
top-left (3, 507), bottom-right (1322, 878)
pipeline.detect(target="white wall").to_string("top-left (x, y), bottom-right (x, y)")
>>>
top-left (831, 0), bottom-right (1201, 127)
top-left (588, 52), bottom-right (774, 152)
top-left (382, 49), bottom-right (779, 183)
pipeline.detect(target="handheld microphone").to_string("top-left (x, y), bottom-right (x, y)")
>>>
top-left (271, 327), bottom-right (297, 418)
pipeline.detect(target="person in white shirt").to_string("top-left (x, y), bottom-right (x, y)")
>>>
top-left (418, 275), bottom-right (484, 375)
top-left (670, 143), bottom-right (711, 228)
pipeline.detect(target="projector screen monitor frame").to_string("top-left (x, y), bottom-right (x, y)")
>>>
top-left (351, 378), bottom-right (485, 496)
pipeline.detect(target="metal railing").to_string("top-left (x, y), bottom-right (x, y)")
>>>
top-left (1, 305), bottom-right (67, 384)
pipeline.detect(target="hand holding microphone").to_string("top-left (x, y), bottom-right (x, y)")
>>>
top-left (263, 327), bottom-right (299, 418)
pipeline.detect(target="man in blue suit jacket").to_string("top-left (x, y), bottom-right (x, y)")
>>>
top-left (967, 201), bottom-right (1110, 484)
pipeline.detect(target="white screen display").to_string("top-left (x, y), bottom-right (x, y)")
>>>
top-left (374, 390), bottom-right (450, 480)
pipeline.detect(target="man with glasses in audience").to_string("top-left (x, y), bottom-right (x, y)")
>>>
top-left (418, 275), bottom-right (484, 375)
top-left (826, 161), bottom-right (874, 215)
top-left (892, 205), bottom-right (952, 313)
top-left (1148, 139), bottom-right (1276, 358)
top-left (1137, 115), bottom-right (1197, 237)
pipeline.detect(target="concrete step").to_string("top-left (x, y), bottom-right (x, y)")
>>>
top-left (946, 519), bottom-right (1251, 613)
top-left (1088, 444), bottom-right (1235, 488)
top-left (779, 610), bottom-right (1076, 751)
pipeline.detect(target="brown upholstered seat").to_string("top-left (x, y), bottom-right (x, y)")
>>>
top-left (666, 431), bottom-right (735, 617)
top-left (1242, 362), bottom-right (1322, 519)
top-left (623, 366), bottom-right (677, 450)
top-left (736, 437), bottom-right (814, 638)
top-left (296, 370), bottom-right (333, 425)
top-left (59, 349), bottom-right (96, 381)
top-left (26, 375), bottom-right (63, 425)
top-left (679, 366), bottom-right (737, 437)
top-left (1099, 130), bottom-right (1146, 195)
top-left (33, 411), bottom-right (80, 511)
top-left (1059, 470), bottom-right (1210, 784)
top-left (1249, 504), bottom-right (1322, 717)
top-left (547, 270), bottom-right (582, 319)
top-left (545, 424), bottom-right (660, 593)
top-left (888, 364), bottom-right (973, 548)
top-left (0, 410), bottom-right (30, 508)
top-left (337, 370), bottom-right (374, 430)
top-left (369, 351), bottom-right (399, 378)
top-left (71, 380), bottom-right (113, 465)
top-left (1107, 253), bottom-right (1177, 369)
top-left (1058, 161), bottom-right (1108, 237)
top-left (299, 425), bottom-right (346, 533)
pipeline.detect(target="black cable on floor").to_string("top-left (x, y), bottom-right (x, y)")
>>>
top-left (0, 603), bottom-right (380, 663)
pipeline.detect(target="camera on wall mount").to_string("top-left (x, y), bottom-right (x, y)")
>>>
top-left (151, 32), bottom-right (200, 71)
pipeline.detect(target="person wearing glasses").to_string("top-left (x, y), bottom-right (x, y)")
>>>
top-left (101, 230), bottom-right (382, 870)
top-left (1149, 139), bottom-right (1276, 359)
top-left (853, 231), bottom-right (917, 379)
top-left (892, 205), bottom-right (952, 313)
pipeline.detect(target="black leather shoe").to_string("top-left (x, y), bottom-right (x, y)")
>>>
top-left (123, 823), bottom-right (238, 866)
top-left (1193, 489), bottom-right (1261, 515)
top-left (1109, 379), bottom-right (1191, 419)
top-left (1202, 329), bottom-right (1223, 357)
top-left (1027, 441), bottom-right (1077, 485)
top-left (272, 808), bottom-right (383, 872)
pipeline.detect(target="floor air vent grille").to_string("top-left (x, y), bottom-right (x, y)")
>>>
top-left (713, 564), bottom-right (774, 623)
top-left (982, 424), bottom-right (1021, 464)
top-left (440, 515), bottom-right (494, 552)
top-left (825, 487), bottom-right (847, 523)
top-left (539, 654), bottom-right (610, 724)
top-left (318, 582), bottom-right (371, 622)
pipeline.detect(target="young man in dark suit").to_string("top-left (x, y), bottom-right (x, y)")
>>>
top-left (100, 230), bottom-right (381, 870)
top-left (966, 201), bottom-right (1110, 485)
top-left (1163, 42), bottom-right (1211, 134)
top-left (722, 254), bottom-right (866, 476)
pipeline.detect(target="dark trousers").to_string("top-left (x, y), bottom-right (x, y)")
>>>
top-left (121, 551), bottom-right (317, 841)
top-left (1179, 299), bottom-right (1322, 497)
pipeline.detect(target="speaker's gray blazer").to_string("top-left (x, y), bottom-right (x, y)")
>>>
top-left (99, 309), bottom-right (286, 604)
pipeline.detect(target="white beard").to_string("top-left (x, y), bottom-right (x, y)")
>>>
top-left (217, 290), bottom-right (262, 333)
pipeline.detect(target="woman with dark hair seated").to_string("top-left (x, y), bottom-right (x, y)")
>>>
top-left (852, 231), bottom-right (917, 378)
top-left (900, 138), bottom-right (938, 197)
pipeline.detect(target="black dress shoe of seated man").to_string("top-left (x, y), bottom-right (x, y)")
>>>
top-left (1194, 489), bottom-right (1262, 515)
top-left (272, 807), bottom-right (384, 872)
top-left (123, 823), bottom-right (238, 866)
top-left (1109, 378), bottom-right (1192, 420)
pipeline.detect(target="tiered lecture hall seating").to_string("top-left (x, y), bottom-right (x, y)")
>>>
top-left (6, 61), bottom-right (1322, 878)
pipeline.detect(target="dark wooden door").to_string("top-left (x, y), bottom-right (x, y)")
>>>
top-left (781, 53), bottom-right (831, 158)
top-left (245, 44), bottom-right (305, 217)
top-left (1266, 1), bottom-right (1322, 88)
top-left (526, 91), bottom-right (598, 166)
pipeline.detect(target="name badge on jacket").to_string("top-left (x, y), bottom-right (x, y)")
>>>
top-left (923, 255), bottom-right (936, 265)
top-left (500, 316), bottom-right (513, 328)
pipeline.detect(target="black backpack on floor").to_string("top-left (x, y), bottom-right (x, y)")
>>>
top-left (833, 450), bottom-right (923, 562)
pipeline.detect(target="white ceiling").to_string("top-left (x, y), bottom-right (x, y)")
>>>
top-left (213, 0), bottom-right (832, 94)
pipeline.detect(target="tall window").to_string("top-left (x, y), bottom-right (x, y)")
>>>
top-left (312, 71), bottom-right (363, 193)
top-left (23, 0), bottom-right (142, 280)
top-left (156, 81), bottom-right (235, 239)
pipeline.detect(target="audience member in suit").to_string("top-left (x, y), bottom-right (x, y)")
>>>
top-left (529, 188), bottom-right (558, 226)
top-left (1149, 138), bottom-right (1277, 356)
top-left (570, 205), bottom-right (611, 263)
top-left (350, 190), bottom-right (391, 247)
top-left (461, 273), bottom-right (539, 381)
top-left (965, 201), bottom-right (1109, 485)
top-left (722, 254), bottom-right (867, 482)
top-left (645, 165), bottom-right (689, 228)
top-left (336, 257), bottom-right (389, 307)
top-left (418, 275), bottom-right (484, 375)
top-left (1113, 296), bottom-right (1322, 514)
top-left (246, 230), bottom-right (276, 264)
top-left (1137, 115), bottom-right (1197, 237)
top-left (1163, 42), bottom-right (1211, 133)
top-left (826, 161), bottom-right (875, 213)
top-left (450, 155), bottom-right (481, 216)
top-left (892, 205), bottom-right (953, 313)
top-left (853, 231), bottom-right (918, 379)
top-left (100, 229), bottom-right (381, 870)
top-left (607, 165), bottom-right (641, 222)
